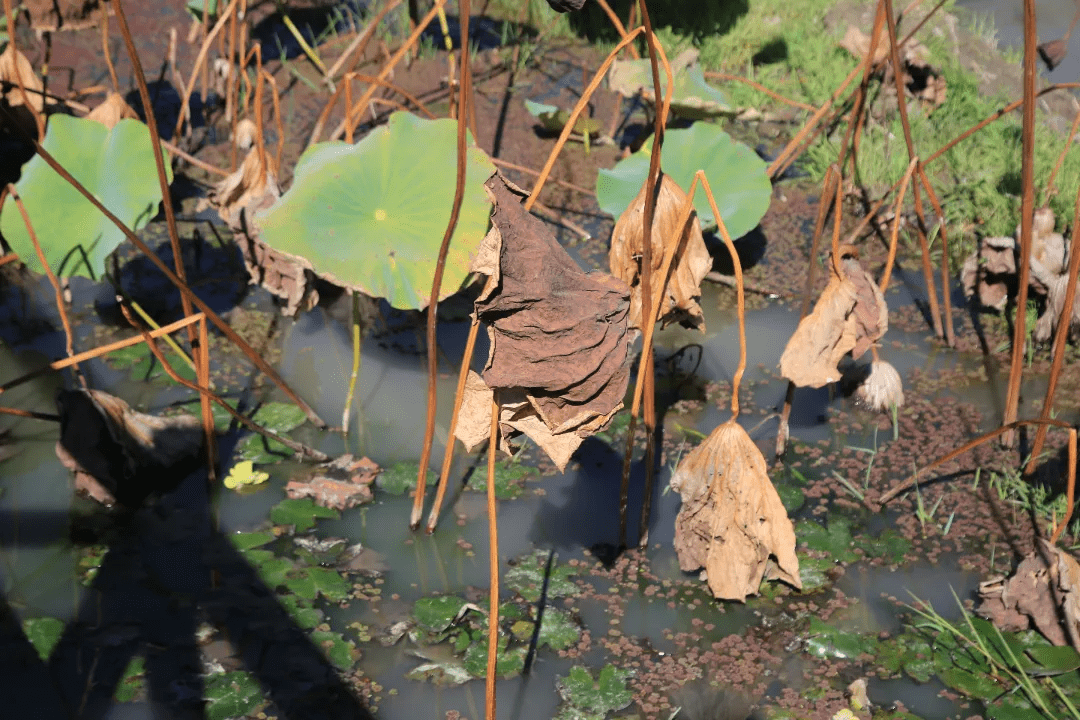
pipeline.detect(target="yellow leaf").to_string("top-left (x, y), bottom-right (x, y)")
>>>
top-left (225, 460), bottom-right (269, 489)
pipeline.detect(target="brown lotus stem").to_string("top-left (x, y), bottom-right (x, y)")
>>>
top-left (414, 0), bottom-right (471, 531)
top-left (633, 0), bottom-right (671, 549)
top-left (485, 392), bottom-right (500, 720)
top-left (525, 26), bottom-right (647, 213)
top-left (777, 165), bottom-right (840, 458)
top-left (839, 0), bottom-right (886, 174)
top-left (878, 418), bottom-right (1072, 505)
top-left (830, 168), bottom-right (845, 278)
top-left (700, 175), bottom-right (746, 418)
top-left (174, 0), bottom-right (240, 138)
top-left (7, 185), bottom-right (84, 387)
top-left (328, 0), bottom-right (447, 144)
top-left (1051, 428), bottom-right (1077, 544)
top-left (914, 164), bottom-right (955, 345)
top-left (1027, 179), bottom-right (1080, 471)
top-left (325, 0), bottom-right (403, 81)
top-left (1001, 0), bottom-right (1039, 448)
top-left (197, 315), bottom-right (217, 483)
top-left (704, 71), bottom-right (816, 112)
top-left (260, 70), bottom-right (285, 171)
top-left (1046, 101), bottom-right (1080, 203)
top-left (593, 0), bottom-right (640, 59)
top-left (879, 157), bottom-right (918, 292)
top-left (100, 2), bottom-right (120, 94)
top-left (426, 316), bottom-right (481, 533)
top-left (115, 0), bottom-right (198, 348)
top-left (0, 406), bottom-right (60, 421)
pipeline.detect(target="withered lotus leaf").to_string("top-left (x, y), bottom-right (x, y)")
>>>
top-left (670, 420), bottom-right (800, 601)
top-left (0, 45), bottom-right (44, 114)
top-left (212, 145), bottom-right (280, 227)
top-left (454, 174), bottom-right (632, 471)
top-left (609, 172), bottom-right (711, 331)
top-left (779, 250), bottom-right (887, 388)
top-left (86, 92), bottom-right (138, 130)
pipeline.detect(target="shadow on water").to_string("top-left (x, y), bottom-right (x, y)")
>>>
top-left (0, 471), bottom-right (375, 720)
top-left (567, 0), bottom-right (749, 43)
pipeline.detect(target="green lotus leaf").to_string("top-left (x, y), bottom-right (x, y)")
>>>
top-left (254, 112), bottom-right (496, 310)
top-left (0, 114), bottom-right (170, 279)
top-left (595, 122), bottom-right (770, 239)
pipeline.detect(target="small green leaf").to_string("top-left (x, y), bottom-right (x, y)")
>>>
top-left (223, 460), bottom-right (270, 489)
top-left (1026, 644), bottom-right (1080, 673)
top-left (536, 607), bottom-right (581, 651)
top-left (229, 531), bottom-right (275, 551)
top-left (22, 617), bottom-right (64, 661)
top-left (462, 635), bottom-right (526, 678)
top-left (278, 595), bottom-right (323, 629)
top-left (378, 461), bottom-right (434, 496)
top-left (311, 630), bottom-right (357, 670)
top-left (556, 665), bottom-right (634, 717)
top-left (235, 433), bottom-right (294, 464)
top-left (270, 498), bottom-right (339, 533)
top-left (938, 666), bottom-right (1003, 700)
top-left (468, 462), bottom-right (538, 500)
top-left (244, 549), bottom-right (293, 588)
top-left (285, 566), bottom-right (350, 602)
top-left (205, 671), bottom-right (264, 720)
top-left (113, 656), bottom-right (146, 703)
top-left (413, 595), bottom-right (468, 633)
top-left (504, 550), bottom-right (579, 602)
top-left (251, 402), bottom-right (307, 433)
top-left (796, 518), bottom-right (859, 564)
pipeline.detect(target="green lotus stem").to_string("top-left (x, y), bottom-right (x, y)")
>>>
top-left (282, 15), bottom-right (328, 75)
top-left (129, 300), bottom-right (196, 372)
top-left (435, 4), bottom-right (454, 53)
top-left (342, 291), bottom-right (363, 436)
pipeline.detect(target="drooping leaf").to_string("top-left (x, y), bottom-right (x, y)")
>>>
top-left (86, 93), bottom-right (139, 130)
top-left (596, 122), bottom-right (769, 238)
top-left (670, 420), bottom-right (801, 601)
top-left (211, 145), bottom-right (280, 228)
top-left (609, 172), bottom-right (711, 330)
top-left (779, 249), bottom-right (887, 388)
top-left (0, 115), bottom-right (170, 279)
top-left (455, 174), bottom-right (632, 471)
top-left (250, 112), bottom-right (496, 311)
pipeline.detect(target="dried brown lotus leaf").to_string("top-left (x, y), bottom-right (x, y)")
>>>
top-left (609, 172), bottom-right (711, 331)
top-left (456, 370), bottom-right (496, 453)
top-left (0, 45), bottom-right (44, 113)
top-left (670, 420), bottom-right (800, 601)
top-left (212, 146), bottom-right (280, 226)
top-left (86, 92), bottom-right (138, 130)
top-left (779, 252), bottom-right (887, 388)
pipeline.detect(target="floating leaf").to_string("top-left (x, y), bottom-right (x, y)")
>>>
top-left (113, 656), bottom-right (146, 703)
top-left (205, 671), bottom-right (265, 720)
top-left (244, 549), bottom-right (293, 588)
top-left (780, 249), bottom-right (887, 388)
top-left (462, 634), bottom-right (527, 678)
top-left (607, 49), bottom-right (733, 119)
top-left (796, 517), bottom-right (858, 564)
top-left (269, 497), bottom-right (339, 533)
top-left (466, 460), bottom-right (537, 500)
top-left (556, 665), bottom-right (634, 718)
top-left (536, 607), bottom-right (581, 651)
top-left (504, 550), bottom-right (580, 602)
top-left (250, 112), bottom-right (496, 311)
top-left (285, 566), bottom-right (350, 602)
top-left (311, 630), bottom-right (358, 670)
top-left (377, 461), bottom-right (434, 496)
top-left (22, 617), bottom-right (64, 661)
top-left (230, 531), bottom-right (275, 551)
top-left (670, 420), bottom-right (800, 601)
top-left (278, 595), bottom-right (323, 629)
top-left (609, 171), bottom-right (711, 330)
top-left (0, 115), bottom-right (170, 279)
top-left (414, 595), bottom-right (469, 634)
top-left (223, 460), bottom-right (270, 489)
top-left (805, 617), bottom-right (876, 660)
top-left (596, 122), bottom-right (769, 238)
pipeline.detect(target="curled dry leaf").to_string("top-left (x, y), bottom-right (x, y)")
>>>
top-left (211, 145), bottom-right (280, 226)
top-left (779, 250), bottom-right (887, 388)
top-left (978, 541), bottom-right (1080, 648)
top-left (0, 45), bottom-right (44, 137)
top-left (670, 420), bottom-right (800, 601)
top-left (454, 173), bottom-right (633, 471)
top-left (609, 172), bottom-right (711, 330)
top-left (86, 92), bottom-right (139, 130)
top-left (55, 389), bottom-right (204, 508)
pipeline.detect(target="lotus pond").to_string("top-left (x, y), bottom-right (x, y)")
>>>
top-left (4, 1), bottom-right (1080, 720)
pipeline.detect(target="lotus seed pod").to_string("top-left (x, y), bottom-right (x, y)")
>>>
top-left (856, 360), bottom-right (904, 411)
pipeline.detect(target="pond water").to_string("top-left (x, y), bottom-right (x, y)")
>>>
top-left (958, 0), bottom-right (1080, 84)
top-left (0, 246), bottom-right (1025, 719)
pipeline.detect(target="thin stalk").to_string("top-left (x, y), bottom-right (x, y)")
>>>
top-left (0, 406), bottom-right (59, 421)
top-left (1026, 181), bottom-right (1080, 471)
top-left (703, 71), bottom-right (816, 112)
top-left (879, 157), bottom-right (919, 292)
top-left (915, 165), bottom-right (955, 345)
top-left (878, 418), bottom-right (1072, 504)
top-left (324, 0), bottom-right (403, 82)
top-left (342, 291), bottom-right (363, 435)
top-left (593, 0), bottom-right (640, 59)
top-left (839, 0), bottom-right (886, 175)
top-left (412, 0), bottom-right (470, 530)
top-left (485, 394), bottom-right (500, 720)
top-left (282, 14), bottom-right (328, 75)
top-left (777, 166), bottom-right (840, 458)
top-left (127, 299), bottom-right (197, 371)
top-left (196, 315), bottom-right (217, 483)
top-left (100, 2), bottom-right (120, 94)
top-left (115, 0), bottom-right (198, 349)
top-left (261, 70), bottom-right (285, 170)
top-left (426, 316), bottom-right (481, 533)
top-left (884, 0), bottom-right (943, 340)
top-left (1050, 428), bottom-right (1077, 544)
top-left (1044, 101), bottom-right (1080, 202)
top-left (7, 185), bottom-right (84, 386)
top-left (173, 0), bottom-right (241, 138)
top-left (1002, 0), bottom-right (1039, 447)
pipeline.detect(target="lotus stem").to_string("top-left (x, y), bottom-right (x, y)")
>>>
top-left (173, 0), bottom-right (240, 138)
top-left (1000, 0), bottom-right (1039, 447)
top-left (100, 1), bottom-right (120, 94)
top-left (699, 174), bottom-right (746, 418)
top-left (485, 392), bottom-right (500, 720)
top-left (879, 157), bottom-right (918, 293)
top-left (1045, 102), bottom-right (1080, 203)
top-left (777, 166), bottom-right (840, 458)
top-left (1027, 178), bottom-right (1080, 471)
top-left (1050, 428), bottom-right (1077, 544)
top-left (915, 164), bottom-right (954, 345)
top-left (342, 291), bottom-right (363, 436)
top-left (837, 0), bottom-right (886, 175)
top-left (0, 406), bottom-right (60, 421)
top-left (7, 185), bottom-right (84, 387)
top-left (261, 70), bottom-right (286, 170)
top-left (413, 0), bottom-right (468, 531)
top-left (593, 0), bottom-right (640, 59)
top-left (128, 299), bottom-right (197, 372)
top-left (427, 316), bottom-right (481, 534)
top-left (197, 315), bottom-right (218, 484)
top-left (283, 14), bottom-right (328, 75)
top-left (324, 0), bottom-right (402, 83)
top-left (829, 166), bottom-right (844, 278)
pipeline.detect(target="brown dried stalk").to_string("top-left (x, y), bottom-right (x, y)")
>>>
top-left (173, 0), bottom-right (240, 138)
top-left (879, 158), bottom-right (919, 292)
top-left (1050, 428), bottom-right (1077, 544)
top-left (703, 71), bottom-right (816, 112)
top-left (485, 392), bottom-right (500, 719)
top-left (325, 0), bottom-right (403, 81)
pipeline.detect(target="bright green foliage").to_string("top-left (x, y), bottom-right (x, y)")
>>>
top-left (22, 617), bottom-right (64, 661)
top-left (311, 630), bottom-right (358, 670)
top-left (285, 566), bottom-right (350, 602)
top-left (113, 656), bottom-right (146, 703)
top-left (205, 671), bottom-right (265, 720)
top-left (269, 497), bottom-right (339, 533)
top-left (555, 665), bottom-right (634, 720)
top-left (0, 115), bottom-right (170, 279)
top-left (524, 99), bottom-right (603, 136)
top-left (461, 634), bottom-right (527, 677)
top-left (596, 123), bottom-right (770, 239)
top-left (413, 595), bottom-right (468, 633)
top-left (228, 531), bottom-right (275, 551)
top-left (254, 112), bottom-right (496, 310)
